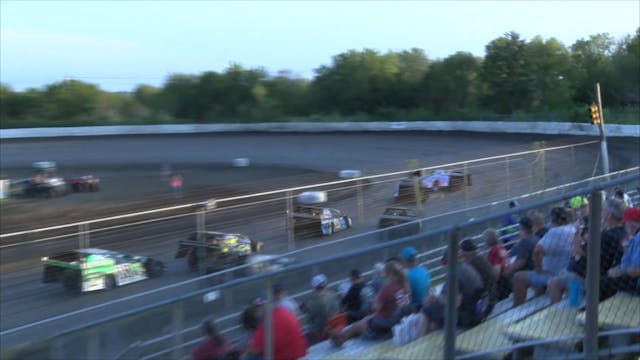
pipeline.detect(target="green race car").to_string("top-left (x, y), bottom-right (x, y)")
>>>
top-left (42, 248), bottom-right (165, 293)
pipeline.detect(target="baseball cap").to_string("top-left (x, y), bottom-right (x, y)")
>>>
top-left (622, 207), bottom-right (640, 223)
top-left (251, 296), bottom-right (265, 306)
top-left (569, 196), bottom-right (589, 209)
top-left (400, 246), bottom-right (417, 261)
top-left (311, 274), bottom-right (328, 288)
top-left (460, 238), bottom-right (478, 252)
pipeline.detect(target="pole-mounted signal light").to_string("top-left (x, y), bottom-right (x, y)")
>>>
top-left (589, 103), bottom-right (601, 125)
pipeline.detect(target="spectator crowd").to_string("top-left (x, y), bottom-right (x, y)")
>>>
top-left (190, 188), bottom-right (640, 360)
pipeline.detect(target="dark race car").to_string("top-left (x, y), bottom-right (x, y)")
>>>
top-left (175, 231), bottom-right (263, 273)
top-left (292, 206), bottom-right (352, 238)
top-left (42, 248), bottom-right (165, 293)
top-left (68, 175), bottom-right (100, 192)
top-left (378, 207), bottom-right (422, 240)
top-left (395, 169), bottom-right (471, 201)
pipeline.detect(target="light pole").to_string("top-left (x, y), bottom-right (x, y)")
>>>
top-left (595, 82), bottom-right (610, 177)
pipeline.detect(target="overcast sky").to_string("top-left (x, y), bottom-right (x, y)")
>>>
top-left (1, 0), bottom-right (638, 92)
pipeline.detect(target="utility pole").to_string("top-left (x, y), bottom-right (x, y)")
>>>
top-left (595, 82), bottom-right (610, 176)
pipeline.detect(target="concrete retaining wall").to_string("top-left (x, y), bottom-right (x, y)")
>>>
top-left (0, 121), bottom-right (638, 139)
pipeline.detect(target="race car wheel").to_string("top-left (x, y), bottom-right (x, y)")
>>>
top-left (146, 260), bottom-right (165, 278)
top-left (188, 249), bottom-right (199, 272)
top-left (326, 224), bottom-right (334, 236)
top-left (104, 275), bottom-right (116, 290)
top-left (347, 217), bottom-right (353, 228)
top-left (62, 270), bottom-right (81, 293)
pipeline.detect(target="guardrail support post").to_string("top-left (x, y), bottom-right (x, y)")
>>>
top-left (444, 228), bottom-right (459, 360)
top-left (505, 156), bottom-right (511, 198)
top-left (286, 191), bottom-right (294, 251)
top-left (357, 179), bottom-right (364, 222)
top-left (171, 302), bottom-right (185, 360)
top-left (78, 223), bottom-right (90, 248)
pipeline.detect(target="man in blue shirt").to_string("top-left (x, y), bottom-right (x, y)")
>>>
top-left (400, 246), bottom-right (430, 310)
top-left (600, 207), bottom-right (640, 300)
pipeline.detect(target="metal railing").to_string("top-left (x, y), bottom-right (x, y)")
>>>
top-left (2, 171), bottom-right (638, 359)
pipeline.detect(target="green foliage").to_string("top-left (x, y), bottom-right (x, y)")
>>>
top-left (1, 28), bottom-right (638, 128)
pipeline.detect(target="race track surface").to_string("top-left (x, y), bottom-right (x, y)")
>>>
top-left (0, 132), bottom-right (638, 354)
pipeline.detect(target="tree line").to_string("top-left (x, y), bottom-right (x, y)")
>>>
top-left (1, 30), bottom-right (638, 128)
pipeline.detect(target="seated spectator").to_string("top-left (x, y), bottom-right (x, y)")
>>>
top-left (483, 229), bottom-right (508, 278)
top-left (483, 228), bottom-right (510, 300)
top-left (368, 262), bottom-right (386, 295)
top-left (341, 269), bottom-right (370, 324)
top-left (512, 207), bottom-right (575, 305)
top-left (528, 209), bottom-right (549, 239)
top-left (273, 283), bottom-right (301, 318)
top-left (329, 261), bottom-right (411, 346)
top-left (400, 246), bottom-right (431, 310)
top-left (547, 198), bottom-right (626, 303)
top-left (191, 318), bottom-right (231, 360)
top-left (300, 274), bottom-right (341, 345)
top-left (421, 245), bottom-right (486, 332)
top-left (600, 207), bottom-right (640, 300)
top-left (502, 217), bottom-right (539, 300)
top-left (245, 305), bottom-right (308, 360)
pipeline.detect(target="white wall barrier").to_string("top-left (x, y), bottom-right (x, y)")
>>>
top-left (1, 121), bottom-right (638, 139)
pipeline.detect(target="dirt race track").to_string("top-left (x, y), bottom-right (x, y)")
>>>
top-left (1, 132), bottom-right (638, 233)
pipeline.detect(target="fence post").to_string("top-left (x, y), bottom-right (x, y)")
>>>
top-left (171, 302), bottom-right (185, 360)
top-left (444, 228), bottom-right (460, 360)
top-left (78, 223), bottom-right (90, 248)
top-left (505, 156), bottom-right (511, 198)
top-left (464, 162), bottom-right (470, 208)
top-left (584, 190), bottom-right (602, 360)
top-left (286, 191), bottom-right (294, 251)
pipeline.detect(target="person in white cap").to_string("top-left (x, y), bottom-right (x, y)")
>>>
top-left (300, 273), bottom-right (341, 345)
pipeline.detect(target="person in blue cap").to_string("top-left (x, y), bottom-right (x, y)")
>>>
top-left (400, 246), bottom-right (430, 310)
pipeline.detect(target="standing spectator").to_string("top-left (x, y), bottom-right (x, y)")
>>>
top-left (600, 207), bottom-right (640, 300)
top-left (547, 199), bottom-right (626, 303)
top-left (191, 318), bottom-right (230, 360)
top-left (400, 246), bottom-right (431, 310)
top-left (341, 269), bottom-right (369, 324)
top-left (170, 173), bottom-right (183, 197)
top-left (300, 274), bottom-right (341, 345)
top-left (459, 238), bottom-right (497, 318)
top-left (329, 261), bottom-right (410, 346)
top-left (245, 305), bottom-right (308, 360)
top-left (512, 207), bottom-right (575, 306)
top-left (273, 283), bottom-right (301, 318)
top-left (421, 245), bottom-right (486, 332)
top-left (499, 200), bottom-right (521, 246)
